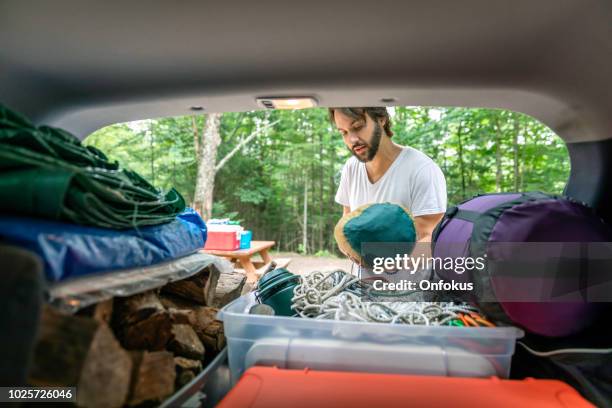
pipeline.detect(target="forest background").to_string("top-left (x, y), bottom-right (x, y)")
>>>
top-left (85, 107), bottom-right (569, 255)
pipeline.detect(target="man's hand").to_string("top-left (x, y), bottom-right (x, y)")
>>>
top-left (414, 213), bottom-right (444, 243)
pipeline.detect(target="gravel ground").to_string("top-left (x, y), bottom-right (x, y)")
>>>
top-left (271, 251), bottom-right (354, 276)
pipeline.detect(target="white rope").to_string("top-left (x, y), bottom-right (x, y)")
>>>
top-left (291, 270), bottom-right (481, 326)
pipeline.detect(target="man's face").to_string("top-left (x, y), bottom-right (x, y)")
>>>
top-left (334, 110), bottom-right (382, 162)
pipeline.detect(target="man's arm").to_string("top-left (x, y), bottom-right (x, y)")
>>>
top-left (343, 206), bottom-right (350, 216)
top-left (411, 212), bottom-right (444, 267)
top-left (409, 162), bottom-right (447, 244)
top-left (414, 213), bottom-right (444, 243)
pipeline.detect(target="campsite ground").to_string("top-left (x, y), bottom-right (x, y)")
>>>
top-left (271, 251), bottom-right (353, 276)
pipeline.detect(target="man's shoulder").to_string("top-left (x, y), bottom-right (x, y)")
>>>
top-left (399, 146), bottom-right (438, 171)
top-left (342, 156), bottom-right (361, 172)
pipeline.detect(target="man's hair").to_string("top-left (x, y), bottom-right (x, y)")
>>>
top-left (328, 107), bottom-right (394, 137)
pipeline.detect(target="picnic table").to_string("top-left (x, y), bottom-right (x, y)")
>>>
top-left (202, 240), bottom-right (290, 282)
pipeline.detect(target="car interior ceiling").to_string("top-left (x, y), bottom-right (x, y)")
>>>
top-left (1, 0), bottom-right (610, 226)
top-left (0, 0), bottom-right (610, 216)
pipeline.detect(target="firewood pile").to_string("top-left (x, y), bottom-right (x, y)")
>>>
top-left (28, 264), bottom-right (247, 407)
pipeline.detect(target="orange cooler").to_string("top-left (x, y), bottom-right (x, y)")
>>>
top-left (218, 366), bottom-right (593, 408)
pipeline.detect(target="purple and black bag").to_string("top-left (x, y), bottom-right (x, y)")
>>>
top-left (432, 192), bottom-right (612, 337)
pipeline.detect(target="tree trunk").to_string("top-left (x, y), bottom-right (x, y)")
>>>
top-left (513, 115), bottom-right (521, 191)
top-left (193, 113), bottom-right (222, 220)
top-left (302, 176), bottom-right (308, 254)
top-left (329, 140), bottom-right (337, 252)
top-left (192, 115), bottom-right (202, 162)
top-left (149, 128), bottom-right (155, 185)
top-left (494, 116), bottom-right (503, 192)
top-left (519, 121), bottom-right (528, 191)
top-left (319, 132), bottom-right (324, 252)
top-left (456, 123), bottom-right (466, 199)
top-left (192, 115), bottom-right (277, 220)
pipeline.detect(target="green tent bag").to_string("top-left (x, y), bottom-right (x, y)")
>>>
top-left (0, 104), bottom-right (185, 228)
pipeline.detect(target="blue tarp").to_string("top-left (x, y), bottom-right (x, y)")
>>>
top-left (0, 208), bottom-right (207, 282)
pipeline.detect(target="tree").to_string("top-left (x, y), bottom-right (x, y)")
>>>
top-left (192, 113), bottom-right (221, 220)
top-left (192, 113), bottom-right (280, 220)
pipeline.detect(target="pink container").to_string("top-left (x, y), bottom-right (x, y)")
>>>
top-left (204, 230), bottom-right (241, 250)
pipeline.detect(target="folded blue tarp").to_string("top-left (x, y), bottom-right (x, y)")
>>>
top-left (0, 208), bottom-right (207, 282)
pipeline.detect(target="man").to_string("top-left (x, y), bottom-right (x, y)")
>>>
top-left (331, 107), bottom-right (447, 244)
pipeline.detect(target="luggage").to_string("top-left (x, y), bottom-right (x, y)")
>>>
top-left (432, 192), bottom-right (612, 337)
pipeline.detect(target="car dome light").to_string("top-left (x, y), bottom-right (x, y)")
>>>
top-left (256, 97), bottom-right (317, 110)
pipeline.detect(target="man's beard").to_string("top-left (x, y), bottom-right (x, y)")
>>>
top-left (351, 122), bottom-right (382, 163)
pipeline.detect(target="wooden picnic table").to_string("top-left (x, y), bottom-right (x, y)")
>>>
top-left (202, 240), bottom-right (276, 283)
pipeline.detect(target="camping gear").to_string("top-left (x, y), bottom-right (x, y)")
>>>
top-left (0, 208), bottom-right (207, 282)
top-left (432, 192), bottom-right (612, 337)
top-left (218, 292), bottom-right (523, 384)
top-left (291, 270), bottom-right (495, 326)
top-left (334, 202), bottom-right (416, 266)
top-left (0, 104), bottom-right (185, 229)
top-left (218, 366), bottom-right (594, 408)
top-left (255, 268), bottom-right (300, 316)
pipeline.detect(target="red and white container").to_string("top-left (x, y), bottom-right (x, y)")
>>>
top-left (204, 224), bottom-right (243, 250)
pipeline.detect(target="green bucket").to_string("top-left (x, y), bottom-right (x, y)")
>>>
top-left (255, 268), bottom-right (300, 317)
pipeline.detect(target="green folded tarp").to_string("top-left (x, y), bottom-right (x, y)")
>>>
top-left (0, 104), bottom-right (186, 229)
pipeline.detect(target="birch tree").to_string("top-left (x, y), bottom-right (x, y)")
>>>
top-left (191, 113), bottom-right (279, 220)
top-left (192, 113), bottom-right (221, 220)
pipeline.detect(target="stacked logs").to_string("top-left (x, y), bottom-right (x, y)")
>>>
top-left (28, 264), bottom-right (246, 407)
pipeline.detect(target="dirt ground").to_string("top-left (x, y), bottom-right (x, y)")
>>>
top-left (271, 251), bottom-right (354, 276)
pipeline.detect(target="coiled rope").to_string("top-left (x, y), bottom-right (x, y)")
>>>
top-left (291, 270), bottom-right (486, 326)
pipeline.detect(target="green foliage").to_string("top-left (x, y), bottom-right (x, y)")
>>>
top-left (85, 107), bottom-right (570, 254)
top-left (85, 117), bottom-right (197, 202)
top-left (211, 201), bottom-right (241, 222)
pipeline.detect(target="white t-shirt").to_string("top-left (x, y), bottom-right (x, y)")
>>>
top-left (335, 146), bottom-right (447, 216)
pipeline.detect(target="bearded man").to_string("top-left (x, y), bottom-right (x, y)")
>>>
top-left (331, 107), bottom-right (447, 243)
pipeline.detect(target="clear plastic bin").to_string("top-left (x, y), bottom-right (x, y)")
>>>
top-left (218, 293), bottom-right (524, 384)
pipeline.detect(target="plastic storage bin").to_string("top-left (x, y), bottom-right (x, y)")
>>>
top-left (218, 293), bottom-right (524, 384)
